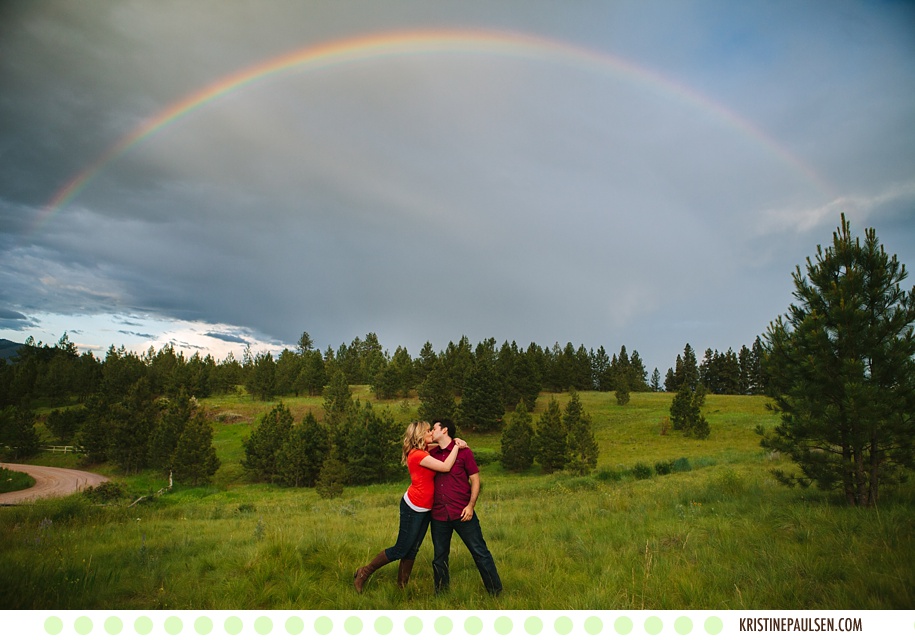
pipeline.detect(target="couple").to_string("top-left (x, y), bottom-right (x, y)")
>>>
top-left (353, 418), bottom-right (502, 596)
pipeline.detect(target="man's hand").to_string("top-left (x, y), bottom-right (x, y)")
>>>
top-left (460, 504), bottom-right (474, 522)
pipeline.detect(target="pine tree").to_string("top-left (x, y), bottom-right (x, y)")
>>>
top-left (171, 413), bottom-right (220, 486)
top-left (340, 402), bottom-right (401, 485)
top-left (418, 360), bottom-right (457, 423)
top-left (650, 368), bottom-right (662, 392)
top-left (246, 351), bottom-right (277, 401)
top-left (459, 357), bottom-right (504, 432)
top-left (148, 391), bottom-right (193, 473)
top-left (500, 402), bottom-right (535, 472)
top-left (565, 390), bottom-right (598, 475)
top-left (322, 370), bottom-right (354, 430)
top-left (670, 384), bottom-right (709, 439)
top-left (108, 378), bottom-right (156, 473)
top-left (242, 402), bottom-right (294, 482)
top-left (0, 404), bottom-right (40, 460)
top-left (533, 397), bottom-right (569, 473)
top-left (276, 412), bottom-right (329, 487)
top-left (316, 444), bottom-right (347, 499)
top-left (297, 350), bottom-right (327, 396)
top-left (763, 214), bottom-right (915, 506)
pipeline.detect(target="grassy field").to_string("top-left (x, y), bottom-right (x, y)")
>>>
top-left (0, 467), bottom-right (35, 494)
top-left (1, 390), bottom-right (912, 610)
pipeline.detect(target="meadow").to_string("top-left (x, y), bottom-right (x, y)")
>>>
top-left (1, 390), bottom-right (912, 610)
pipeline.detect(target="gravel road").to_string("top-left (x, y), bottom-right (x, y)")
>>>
top-left (0, 463), bottom-right (109, 505)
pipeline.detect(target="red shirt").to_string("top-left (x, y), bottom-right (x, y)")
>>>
top-left (405, 448), bottom-right (436, 510)
top-left (430, 441), bottom-right (479, 521)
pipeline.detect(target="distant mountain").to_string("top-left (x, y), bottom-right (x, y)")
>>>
top-left (0, 338), bottom-right (27, 361)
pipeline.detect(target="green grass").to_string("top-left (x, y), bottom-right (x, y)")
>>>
top-left (1, 391), bottom-right (912, 609)
top-left (0, 467), bottom-right (36, 493)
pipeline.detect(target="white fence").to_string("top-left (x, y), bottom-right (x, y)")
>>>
top-left (41, 445), bottom-right (80, 454)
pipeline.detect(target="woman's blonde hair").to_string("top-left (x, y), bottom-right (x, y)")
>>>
top-left (401, 421), bottom-right (430, 465)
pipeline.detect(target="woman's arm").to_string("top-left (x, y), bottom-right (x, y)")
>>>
top-left (419, 442), bottom-right (464, 472)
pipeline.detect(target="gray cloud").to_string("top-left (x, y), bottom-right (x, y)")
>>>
top-left (2, 0), bottom-right (914, 371)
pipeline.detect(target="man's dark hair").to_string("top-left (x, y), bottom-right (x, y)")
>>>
top-left (432, 418), bottom-right (456, 439)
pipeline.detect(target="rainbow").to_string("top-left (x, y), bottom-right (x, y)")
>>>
top-left (39, 28), bottom-right (832, 228)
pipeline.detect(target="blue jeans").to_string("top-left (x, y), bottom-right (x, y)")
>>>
top-left (431, 514), bottom-right (502, 595)
top-left (384, 497), bottom-right (431, 561)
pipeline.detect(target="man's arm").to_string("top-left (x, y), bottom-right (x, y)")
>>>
top-left (461, 472), bottom-right (481, 522)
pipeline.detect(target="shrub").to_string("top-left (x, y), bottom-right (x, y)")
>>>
top-left (83, 481), bottom-right (127, 503)
top-left (632, 462), bottom-right (653, 480)
top-left (595, 468), bottom-right (622, 482)
top-left (671, 457), bottom-right (692, 473)
top-left (654, 460), bottom-right (673, 476)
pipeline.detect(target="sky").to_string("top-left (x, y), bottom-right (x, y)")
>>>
top-left (1, 0), bottom-right (914, 374)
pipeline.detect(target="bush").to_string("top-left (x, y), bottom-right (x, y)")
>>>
top-left (595, 468), bottom-right (622, 482)
top-left (654, 460), bottom-right (673, 476)
top-left (83, 481), bottom-right (127, 503)
top-left (671, 457), bottom-right (692, 473)
top-left (632, 462), bottom-right (653, 480)
top-left (472, 449), bottom-right (501, 467)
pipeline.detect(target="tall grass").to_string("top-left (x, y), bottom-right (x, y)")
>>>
top-left (0, 392), bottom-right (912, 609)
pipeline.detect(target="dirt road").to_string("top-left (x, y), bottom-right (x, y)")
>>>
top-left (0, 463), bottom-right (109, 505)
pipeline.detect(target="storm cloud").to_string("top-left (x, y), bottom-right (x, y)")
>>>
top-left (2, 0), bottom-right (914, 371)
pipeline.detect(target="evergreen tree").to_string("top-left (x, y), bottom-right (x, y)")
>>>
top-left (615, 380), bottom-right (631, 406)
top-left (500, 402), bottom-right (535, 472)
top-left (459, 357), bottom-right (504, 432)
top-left (418, 360), bottom-right (457, 423)
top-left (148, 391), bottom-right (193, 473)
top-left (108, 378), bottom-right (156, 473)
top-left (565, 390), bottom-right (598, 474)
top-left (669, 384), bottom-right (710, 439)
top-left (242, 402), bottom-right (294, 482)
top-left (533, 397), bottom-right (569, 473)
top-left (171, 412), bottom-right (220, 486)
top-left (76, 394), bottom-right (113, 463)
top-left (763, 214), bottom-right (915, 506)
top-left (629, 350), bottom-right (650, 391)
top-left (296, 331), bottom-right (314, 355)
top-left (316, 444), bottom-right (347, 499)
top-left (322, 370), bottom-right (354, 430)
top-left (664, 367), bottom-right (676, 392)
top-left (512, 347), bottom-right (542, 411)
top-left (45, 407), bottom-right (87, 442)
top-left (246, 351), bottom-right (277, 401)
top-left (342, 402), bottom-right (401, 485)
top-left (650, 368), bottom-right (662, 392)
top-left (442, 336), bottom-right (474, 397)
top-left (389, 346), bottom-right (415, 397)
top-left (215, 351), bottom-right (243, 394)
top-left (675, 344), bottom-right (700, 391)
top-left (0, 404), bottom-right (40, 460)
top-left (359, 332), bottom-right (387, 385)
top-left (297, 350), bottom-right (327, 396)
top-left (592, 346), bottom-right (612, 391)
top-left (276, 412), bottom-right (329, 487)
top-left (274, 348), bottom-right (301, 396)
top-left (414, 341), bottom-right (439, 386)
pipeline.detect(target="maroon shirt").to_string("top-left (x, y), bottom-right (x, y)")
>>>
top-left (430, 441), bottom-right (479, 522)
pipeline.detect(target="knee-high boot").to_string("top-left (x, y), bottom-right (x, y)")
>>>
top-left (353, 551), bottom-right (391, 593)
top-left (396, 558), bottom-right (415, 589)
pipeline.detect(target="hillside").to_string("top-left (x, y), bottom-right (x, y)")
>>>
top-left (0, 338), bottom-right (26, 362)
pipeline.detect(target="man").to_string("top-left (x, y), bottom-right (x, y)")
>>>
top-left (428, 418), bottom-right (502, 596)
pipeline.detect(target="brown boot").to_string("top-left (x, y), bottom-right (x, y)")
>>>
top-left (353, 551), bottom-right (390, 593)
top-left (396, 558), bottom-right (415, 589)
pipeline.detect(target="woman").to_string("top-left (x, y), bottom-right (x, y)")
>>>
top-left (353, 420), bottom-right (466, 592)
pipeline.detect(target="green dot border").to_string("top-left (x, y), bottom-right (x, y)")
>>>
top-left (29, 612), bottom-right (740, 639)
